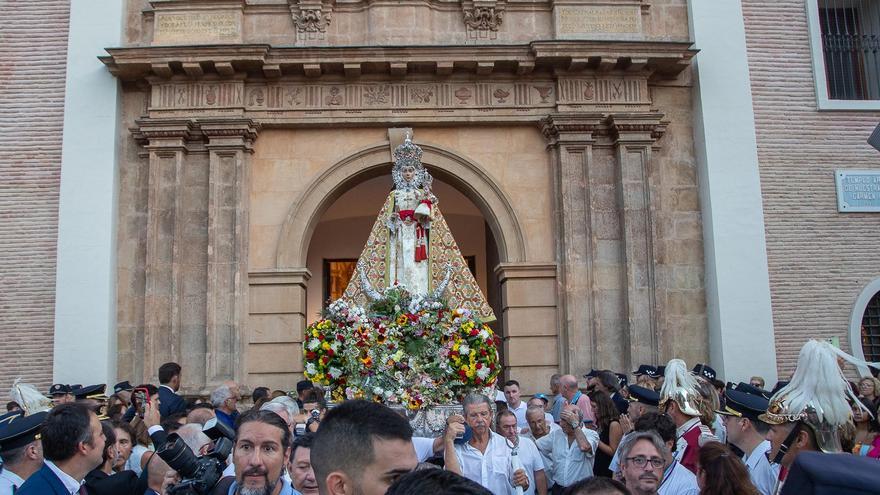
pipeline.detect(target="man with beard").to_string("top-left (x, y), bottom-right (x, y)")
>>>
top-left (618, 431), bottom-right (667, 495)
top-left (216, 409), bottom-right (295, 495)
top-left (312, 400), bottom-right (418, 495)
top-left (288, 433), bottom-right (318, 495)
top-left (445, 394), bottom-right (530, 494)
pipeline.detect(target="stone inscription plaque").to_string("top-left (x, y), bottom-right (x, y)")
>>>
top-left (836, 170), bottom-right (880, 212)
top-left (555, 5), bottom-right (641, 38)
top-left (153, 11), bottom-right (242, 45)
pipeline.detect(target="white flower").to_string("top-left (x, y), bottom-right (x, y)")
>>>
top-left (329, 367), bottom-right (342, 377)
top-left (478, 329), bottom-right (489, 340)
top-left (394, 305), bottom-right (401, 312)
top-left (307, 339), bottom-right (321, 350)
top-left (477, 367), bottom-right (491, 379)
top-left (459, 344), bottom-right (471, 356)
top-left (306, 363), bottom-right (317, 375)
top-left (374, 387), bottom-right (385, 396)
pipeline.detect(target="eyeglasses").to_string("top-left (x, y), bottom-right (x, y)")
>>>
top-left (625, 456), bottom-right (665, 469)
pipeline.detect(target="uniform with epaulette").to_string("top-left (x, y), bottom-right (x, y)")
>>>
top-left (0, 410), bottom-right (48, 495)
top-left (659, 359), bottom-right (716, 475)
top-left (716, 383), bottom-right (779, 495)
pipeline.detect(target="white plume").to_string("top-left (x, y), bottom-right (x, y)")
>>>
top-left (660, 358), bottom-right (699, 398)
top-left (10, 379), bottom-right (53, 416)
top-left (771, 340), bottom-right (871, 426)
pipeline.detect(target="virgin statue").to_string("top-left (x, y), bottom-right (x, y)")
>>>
top-left (341, 135), bottom-right (495, 321)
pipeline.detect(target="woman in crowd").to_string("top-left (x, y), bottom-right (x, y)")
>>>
top-left (590, 391), bottom-right (622, 478)
top-left (851, 396), bottom-right (880, 458)
top-left (697, 442), bottom-right (760, 495)
top-left (858, 376), bottom-right (880, 409)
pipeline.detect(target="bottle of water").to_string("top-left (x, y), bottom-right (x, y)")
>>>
top-left (510, 444), bottom-right (525, 495)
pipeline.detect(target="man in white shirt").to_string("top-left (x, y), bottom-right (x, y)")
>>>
top-left (504, 381), bottom-right (529, 430)
top-left (534, 404), bottom-right (598, 495)
top-left (497, 410), bottom-right (548, 495)
top-left (524, 406), bottom-right (559, 491)
top-left (0, 411), bottom-right (46, 495)
top-left (444, 393), bottom-right (530, 495)
top-left (718, 386), bottom-right (779, 495)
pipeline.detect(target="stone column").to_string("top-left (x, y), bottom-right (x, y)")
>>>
top-left (540, 113), bottom-right (603, 373)
top-left (202, 119), bottom-right (260, 390)
top-left (609, 114), bottom-right (666, 371)
top-left (135, 120), bottom-right (196, 385)
top-left (495, 263), bottom-right (558, 393)
top-left (247, 269), bottom-right (311, 391)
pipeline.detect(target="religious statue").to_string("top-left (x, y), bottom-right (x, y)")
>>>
top-left (341, 134), bottom-right (495, 321)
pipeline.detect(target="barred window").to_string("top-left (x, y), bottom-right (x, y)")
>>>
top-left (861, 290), bottom-right (880, 362)
top-left (818, 0), bottom-right (880, 100)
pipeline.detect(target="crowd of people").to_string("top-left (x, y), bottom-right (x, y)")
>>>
top-left (0, 340), bottom-right (879, 495)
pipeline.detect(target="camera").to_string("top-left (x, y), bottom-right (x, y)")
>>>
top-left (156, 418), bottom-right (235, 494)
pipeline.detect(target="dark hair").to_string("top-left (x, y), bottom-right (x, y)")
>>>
top-left (235, 409), bottom-right (292, 451)
top-left (563, 476), bottom-right (630, 495)
top-left (42, 403), bottom-right (97, 462)
top-left (252, 387), bottom-right (270, 403)
top-left (697, 442), bottom-right (760, 495)
top-left (503, 380), bottom-right (520, 389)
top-left (590, 390), bottom-right (620, 433)
top-left (0, 444), bottom-right (28, 466)
top-left (111, 419), bottom-right (135, 441)
top-left (494, 401), bottom-right (508, 413)
top-left (158, 362), bottom-right (181, 384)
top-left (386, 468), bottom-right (492, 495)
top-left (100, 421), bottom-right (117, 464)
top-left (134, 383), bottom-right (159, 397)
top-left (597, 371), bottom-right (621, 393)
top-left (311, 400), bottom-right (414, 491)
top-left (6, 401), bottom-right (20, 412)
top-left (301, 388), bottom-right (326, 409)
top-left (291, 431), bottom-right (315, 462)
top-left (854, 397), bottom-right (879, 431)
top-left (633, 412), bottom-right (676, 445)
top-left (495, 409), bottom-right (517, 430)
top-left (161, 416), bottom-right (185, 434)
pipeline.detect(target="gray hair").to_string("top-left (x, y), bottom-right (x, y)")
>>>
top-left (618, 431), bottom-right (669, 466)
top-left (210, 385), bottom-right (232, 408)
top-left (461, 393), bottom-right (493, 413)
top-left (550, 374), bottom-right (561, 387)
top-left (175, 423), bottom-right (211, 454)
top-left (526, 405), bottom-right (545, 419)
top-left (262, 396), bottom-right (300, 422)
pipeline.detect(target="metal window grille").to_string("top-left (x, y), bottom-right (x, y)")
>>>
top-left (819, 0), bottom-right (880, 100)
top-left (861, 290), bottom-right (880, 362)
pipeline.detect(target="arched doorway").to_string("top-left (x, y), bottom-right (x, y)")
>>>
top-left (304, 173), bottom-right (502, 329)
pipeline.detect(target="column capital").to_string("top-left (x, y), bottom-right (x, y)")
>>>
top-left (201, 118), bottom-right (261, 152)
top-left (539, 113), bottom-right (604, 146)
top-left (132, 118), bottom-right (198, 151)
top-left (606, 113), bottom-right (668, 144)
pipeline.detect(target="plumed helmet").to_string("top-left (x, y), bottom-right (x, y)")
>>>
top-left (659, 358), bottom-right (703, 417)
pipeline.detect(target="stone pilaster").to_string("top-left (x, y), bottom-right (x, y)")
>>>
top-left (247, 269), bottom-right (311, 391)
top-left (133, 119), bottom-right (196, 386)
top-left (608, 113), bottom-right (666, 371)
top-left (540, 113), bottom-right (603, 373)
top-left (495, 262), bottom-right (558, 392)
top-left (202, 119), bottom-right (259, 389)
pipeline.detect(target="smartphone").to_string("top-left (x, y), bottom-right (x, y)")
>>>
top-left (133, 387), bottom-right (150, 417)
top-left (453, 424), bottom-right (473, 445)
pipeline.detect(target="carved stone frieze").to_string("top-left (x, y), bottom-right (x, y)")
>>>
top-left (556, 77), bottom-right (650, 109)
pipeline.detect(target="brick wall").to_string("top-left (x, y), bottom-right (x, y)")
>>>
top-left (0, 0), bottom-right (70, 399)
top-left (742, 0), bottom-right (880, 375)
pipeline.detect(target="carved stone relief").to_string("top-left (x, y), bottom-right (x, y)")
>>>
top-left (462, 0), bottom-right (506, 40)
top-left (289, 0), bottom-right (333, 42)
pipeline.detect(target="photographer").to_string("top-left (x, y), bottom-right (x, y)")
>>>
top-left (296, 388), bottom-right (326, 434)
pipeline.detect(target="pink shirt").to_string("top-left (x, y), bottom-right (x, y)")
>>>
top-left (567, 391), bottom-right (596, 423)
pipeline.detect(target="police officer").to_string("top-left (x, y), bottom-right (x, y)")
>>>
top-left (0, 411), bottom-right (47, 494)
top-left (47, 385), bottom-right (73, 407)
top-left (716, 384), bottom-right (779, 495)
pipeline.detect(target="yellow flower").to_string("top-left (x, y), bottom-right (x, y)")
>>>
top-left (321, 342), bottom-right (331, 351)
top-left (396, 314), bottom-right (408, 326)
top-left (311, 329), bottom-right (319, 337)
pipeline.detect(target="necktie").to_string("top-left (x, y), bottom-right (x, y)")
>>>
top-left (78, 485), bottom-right (87, 495)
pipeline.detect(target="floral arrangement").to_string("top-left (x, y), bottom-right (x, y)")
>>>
top-left (303, 286), bottom-right (501, 409)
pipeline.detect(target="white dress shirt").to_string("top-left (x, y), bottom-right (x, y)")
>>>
top-left (513, 436), bottom-right (545, 495)
top-left (412, 437), bottom-right (436, 462)
top-left (45, 460), bottom-right (83, 494)
top-left (535, 426), bottom-right (599, 487)
top-left (658, 460), bottom-right (699, 495)
top-left (454, 431), bottom-right (517, 495)
top-left (743, 440), bottom-right (779, 495)
top-left (507, 401), bottom-right (529, 430)
top-left (0, 467), bottom-right (25, 495)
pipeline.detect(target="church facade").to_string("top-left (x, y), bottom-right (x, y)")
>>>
top-left (3, 0), bottom-right (877, 397)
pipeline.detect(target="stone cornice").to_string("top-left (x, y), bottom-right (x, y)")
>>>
top-left (100, 40), bottom-right (695, 82)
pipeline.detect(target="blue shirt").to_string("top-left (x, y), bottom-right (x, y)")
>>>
top-left (215, 409), bottom-right (239, 429)
top-left (550, 394), bottom-right (565, 422)
top-left (228, 480), bottom-right (299, 495)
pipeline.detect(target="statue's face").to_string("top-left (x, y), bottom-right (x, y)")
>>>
top-left (402, 166), bottom-right (416, 183)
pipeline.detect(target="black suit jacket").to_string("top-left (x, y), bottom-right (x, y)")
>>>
top-left (158, 385), bottom-right (187, 419)
top-left (84, 468), bottom-right (146, 495)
